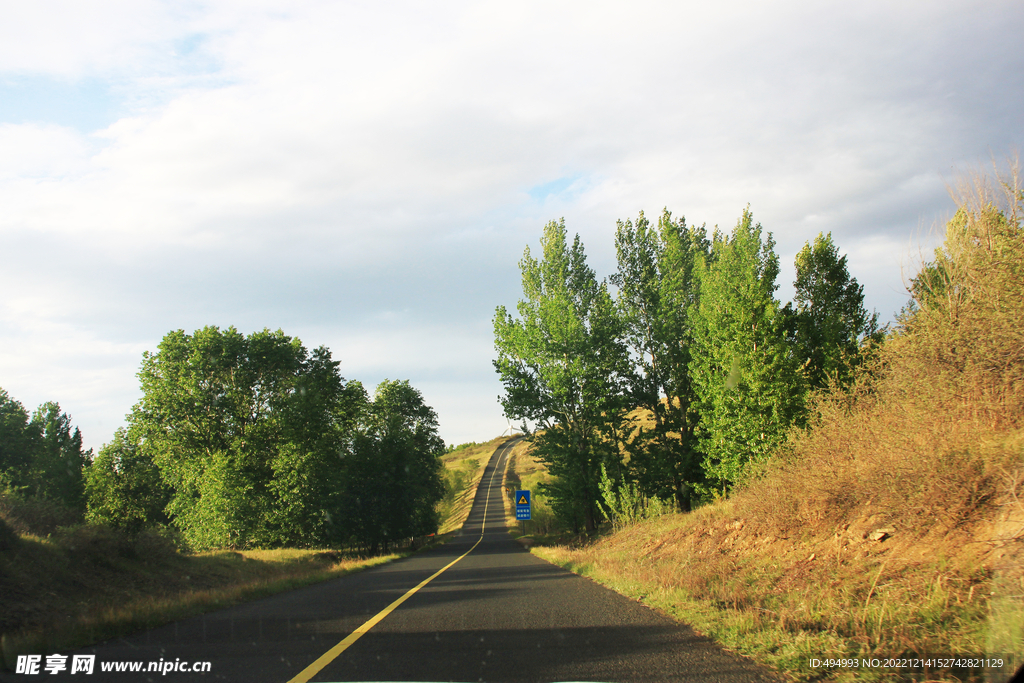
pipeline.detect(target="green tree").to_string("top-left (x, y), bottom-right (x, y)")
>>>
top-left (84, 427), bottom-right (171, 535)
top-left (27, 402), bottom-right (90, 511)
top-left (689, 209), bottom-right (803, 492)
top-left (493, 219), bottom-right (629, 531)
top-left (0, 391), bottom-right (90, 515)
top-left (267, 350), bottom-right (368, 548)
top-left (340, 380), bottom-right (445, 552)
top-left (130, 326), bottom-right (363, 549)
top-left (0, 388), bottom-right (34, 492)
top-left (789, 232), bottom-right (881, 390)
top-left (611, 209), bottom-right (709, 511)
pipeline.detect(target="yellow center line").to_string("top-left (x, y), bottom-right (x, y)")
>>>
top-left (286, 442), bottom-right (510, 683)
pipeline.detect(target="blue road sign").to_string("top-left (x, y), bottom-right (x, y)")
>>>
top-left (515, 490), bottom-right (531, 521)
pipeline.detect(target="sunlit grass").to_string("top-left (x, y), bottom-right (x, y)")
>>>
top-left (533, 504), bottom-right (1006, 681)
top-left (501, 440), bottom-right (562, 540)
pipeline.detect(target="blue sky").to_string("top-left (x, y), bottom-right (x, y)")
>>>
top-left (0, 78), bottom-right (121, 133)
top-left (1, 1), bottom-right (1022, 453)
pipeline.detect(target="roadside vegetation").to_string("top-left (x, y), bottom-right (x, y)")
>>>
top-left (494, 200), bottom-right (882, 532)
top-left (2, 329), bottom-right (449, 556)
top-left (499, 162), bottom-right (1024, 680)
top-left (0, 328), bottom-right (448, 557)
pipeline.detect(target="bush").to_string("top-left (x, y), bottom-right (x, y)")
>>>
top-left (132, 525), bottom-right (187, 560)
top-left (0, 493), bottom-right (81, 537)
top-left (597, 464), bottom-right (671, 530)
top-left (444, 441), bottom-right (482, 454)
top-left (53, 524), bottom-right (136, 562)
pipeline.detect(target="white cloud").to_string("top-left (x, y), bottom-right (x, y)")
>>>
top-left (0, 123), bottom-right (92, 179)
top-left (0, 1), bottom-right (197, 77)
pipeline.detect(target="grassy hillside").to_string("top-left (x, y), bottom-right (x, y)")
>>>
top-left (532, 174), bottom-right (1024, 681)
top-left (501, 438), bottom-right (557, 535)
top-left (0, 525), bottom-right (401, 670)
top-left (438, 436), bottom-right (510, 534)
top-left (535, 490), bottom-right (1019, 681)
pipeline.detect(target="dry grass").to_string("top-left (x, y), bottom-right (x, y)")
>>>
top-left (536, 497), bottom-right (1017, 681)
top-left (534, 165), bottom-right (1024, 681)
top-left (0, 529), bottom-right (403, 670)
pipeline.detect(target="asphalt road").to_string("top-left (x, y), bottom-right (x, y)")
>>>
top-left (6, 438), bottom-right (782, 683)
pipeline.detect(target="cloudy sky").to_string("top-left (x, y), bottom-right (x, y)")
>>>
top-left (1, 1), bottom-right (1021, 453)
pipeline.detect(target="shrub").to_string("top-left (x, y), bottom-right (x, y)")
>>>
top-left (132, 525), bottom-right (187, 560)
top-left (0, 493), bottom-right (81, 537)
top-left (53, 524), bottom-right (136, 562)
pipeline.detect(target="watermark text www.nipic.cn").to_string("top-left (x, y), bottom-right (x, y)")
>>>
top-left (15, 655), bottom-right (212, 676)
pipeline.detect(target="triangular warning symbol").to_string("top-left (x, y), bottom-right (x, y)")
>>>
top-left (518, 495), bottom-right (528, 505)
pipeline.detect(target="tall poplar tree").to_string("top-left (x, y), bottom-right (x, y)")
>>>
top-left (0, 390), bottom-right (35, 494)
top-left (27, 403), bottom-right (90, 512)
top-left (493, 219), bottom-right (628, 531)
top-left (689, 209), bottom-right (802, 492)
top-left (611, 209), bottom-right (709, 511)
top-left (0, 391), bottom-right (90, 514)
top-left (790, 232), bottom-right (881, 390)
